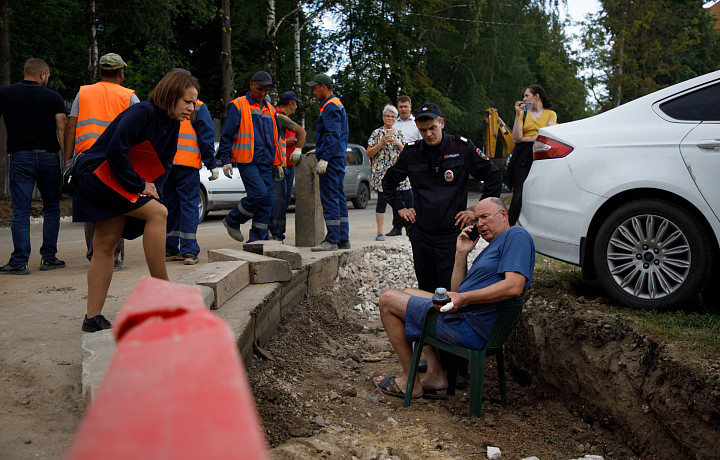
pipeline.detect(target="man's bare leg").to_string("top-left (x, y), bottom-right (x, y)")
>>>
top-left (374, 289), bottom-right (424, 398)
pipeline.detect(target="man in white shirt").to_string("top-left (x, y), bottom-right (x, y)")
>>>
top-left (393, 95), bottom-right (421, 143)
top-left (385, 95), bottom-right (420, 236)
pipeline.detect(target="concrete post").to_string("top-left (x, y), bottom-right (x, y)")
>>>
top-left (294, 154), bottom-right (325, 246)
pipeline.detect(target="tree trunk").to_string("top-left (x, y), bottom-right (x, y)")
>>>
top-left (85, 0), bottom-right (98, 84)
top-left (293, 6), bottom-right (305, 127)
top-left (266, 0), bottom-right (277, 104)
top-left (221, 0), bottom-right (234, 123)
top-left (0, 0), bottom-right (10, 194)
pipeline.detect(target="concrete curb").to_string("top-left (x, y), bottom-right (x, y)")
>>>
top-left (81, 243), bottom-right (376, 404)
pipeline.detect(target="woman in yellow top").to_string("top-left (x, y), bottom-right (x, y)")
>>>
top-left (507, 84), bottom-right (557, 225)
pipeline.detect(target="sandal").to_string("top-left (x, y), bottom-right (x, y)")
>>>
top-left (374, 376), bottom-right (420, 399)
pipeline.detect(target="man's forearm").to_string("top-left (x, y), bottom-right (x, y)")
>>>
top-left (450, 251), bottom-right (468, 291)
top-left (456, 272), bottom-right (526, 306)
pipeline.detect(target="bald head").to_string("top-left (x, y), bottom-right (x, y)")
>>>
top-left (473, 198), bottom-right (510, 242)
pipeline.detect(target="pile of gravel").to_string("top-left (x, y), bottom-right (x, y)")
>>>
top-left (335, 237), bottom-right (488, 316)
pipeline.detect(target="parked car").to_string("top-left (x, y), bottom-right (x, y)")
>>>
top-left (198, 158), bottom-right (245, 223)
top-left (292, 143), bottom-right (372, 209)
top-left (197, 142), bottom-right (245, 223)
top-left (521, 70), bottom-right (720, 311)
top-left (198, 142), bottom-right (372, 222)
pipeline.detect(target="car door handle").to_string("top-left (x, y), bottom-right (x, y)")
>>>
top-left (697, 139), bottom-right (720, 149)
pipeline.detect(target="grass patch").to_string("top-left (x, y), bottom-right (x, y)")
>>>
top-left (532, 254), bottom-right (720, 359)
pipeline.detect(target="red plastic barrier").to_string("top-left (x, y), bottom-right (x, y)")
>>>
top-left (66, 277), bottom-right (269, 460)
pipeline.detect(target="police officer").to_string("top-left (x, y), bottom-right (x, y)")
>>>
top-left (383, 102), bottom-right (503, 387)
top-left (218, 71), bottom-right (284, 243)
top-left (383, 102), bottom-right (502, 293)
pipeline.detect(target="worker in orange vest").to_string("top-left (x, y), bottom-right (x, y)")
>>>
top-left (217, 71), bottom-right (284, 243)
top-left (64, 53), bottom-right (139, 271)
top-left (164, 98), bottom-right (219, 264)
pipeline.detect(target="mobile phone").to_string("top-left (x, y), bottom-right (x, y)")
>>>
top-left (467, 224), bottom-right (480, 241)
top-left (521, 101), bottom-right (533, 111)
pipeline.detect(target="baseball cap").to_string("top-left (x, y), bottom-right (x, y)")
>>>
top-left (279, 91), bottom-right (302, 105)
top-left (306, 73), bottom-right (333, 88)
top-left (250, 71), bottom-right (273, 86)
top-left (415, 102), bottom-right (442, 119)
top-left (99, 53), bottom-right (126, 70)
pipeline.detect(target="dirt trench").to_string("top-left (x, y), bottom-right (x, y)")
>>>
top-left (246, 264), bottom-right (720, 459)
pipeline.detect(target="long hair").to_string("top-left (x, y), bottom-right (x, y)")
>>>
top-left (528, 84), bottom-right (552, 109)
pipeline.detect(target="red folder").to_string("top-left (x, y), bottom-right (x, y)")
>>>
top-left (93, 140), bottom-right (166, 203)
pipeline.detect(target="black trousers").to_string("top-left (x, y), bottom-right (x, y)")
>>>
top-left (409, 227), bottom-right (457, 292)
top-left (508, 163), bottom-right (531, 226)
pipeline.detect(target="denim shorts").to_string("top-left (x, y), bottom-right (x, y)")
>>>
top-left (404, 296), bottom-right (487, 350)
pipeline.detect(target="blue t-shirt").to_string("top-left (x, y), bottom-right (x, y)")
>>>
top-left (455, 226), bottom-right (535, 340)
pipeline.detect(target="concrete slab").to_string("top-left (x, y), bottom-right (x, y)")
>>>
top-left (242, 241), bottom-right (303, 269)
top-left (208, 248), bottom-right (292, 284)
top-left (81, 329), bottom-right (115, 404)
top-left (176, 261), bottom-right (250, 309)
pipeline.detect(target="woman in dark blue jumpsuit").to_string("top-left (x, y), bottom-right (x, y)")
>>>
top-left (72, 70), bottom-right (200, 332)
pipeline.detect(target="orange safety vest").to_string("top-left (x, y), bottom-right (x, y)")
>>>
top-left (230, 96), bottom-right (281, 166)
top-left (277, 107), bottom-right (296, 166)
top-left (75, 81), bottom-right (135, 153)
top-left (174, 100), bottom-right (205, 169)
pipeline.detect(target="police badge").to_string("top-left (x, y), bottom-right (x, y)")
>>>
top-left (475, 147), bottom-right (489, 160)
top-left (444, 170), bottom-right (454, 182)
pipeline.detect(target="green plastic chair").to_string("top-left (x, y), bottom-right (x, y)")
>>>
top-left (403, 298), bottom-right (524, 417)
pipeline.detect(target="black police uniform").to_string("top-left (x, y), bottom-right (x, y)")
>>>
top-left (383, 131), bottom-right (502, 292)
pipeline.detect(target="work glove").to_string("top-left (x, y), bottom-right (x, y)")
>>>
top-left (289, 151), bottom-right (302, 164)
top-left (222, 164), bottom-right (233, 178)
top-left (209, 168), bottom-right (219, 181)
top-left (316, 159), bottom-right (328, 175)
top-left (274, 165), bottom-right (284, 181)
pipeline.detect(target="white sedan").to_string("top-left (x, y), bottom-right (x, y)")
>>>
top-left (521, 70), bottom-right (720, 311)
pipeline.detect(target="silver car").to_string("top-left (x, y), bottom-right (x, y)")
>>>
top-left (199, 143), bottom-right (371, 222)
top-left (295, 143), bottom-right (372, 210)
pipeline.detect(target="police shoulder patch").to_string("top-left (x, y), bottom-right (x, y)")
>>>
top-left (407, 141), bottom-right (416, 146)
top-left (459, 136), bottom-right (468, 143)
top-left (475, 148), bottom-right (488, 160)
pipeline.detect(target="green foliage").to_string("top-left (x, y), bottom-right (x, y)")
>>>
top-left (7, 0), bottom-right (86, 98)
top-left (581, 0), bottom-right (720, 110)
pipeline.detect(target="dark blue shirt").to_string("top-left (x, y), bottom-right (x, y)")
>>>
top-left (315, 94), bottom-right (349, 161)
top-left (0, 80), bottom-right (67, 154)
top-left (77, 100), bottom-right (180, 194)
top-left (218, 93), bottom-right (277, 166)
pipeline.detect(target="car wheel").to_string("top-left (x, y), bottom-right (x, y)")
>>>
top-left (352, 182), bottom-right (369, 209)
top-left (198, 188), bottom-right (208, 224)
top-left (593, 199), bottom-right (712, 311)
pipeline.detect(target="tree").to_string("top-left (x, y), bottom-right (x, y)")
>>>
top-left (222, 0), bottom-right (234, 122)
top-left (581, 0), bottom-right (720, 110)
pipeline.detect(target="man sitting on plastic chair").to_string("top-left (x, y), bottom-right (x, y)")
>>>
top-left (373, 197), bottom-right (535, 400)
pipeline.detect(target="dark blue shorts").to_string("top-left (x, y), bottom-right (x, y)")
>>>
top-left (404, 296), bottom-right (487, 351)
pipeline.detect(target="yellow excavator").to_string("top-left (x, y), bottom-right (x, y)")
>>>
top-left (482, 107), bottom-right (514, 171)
